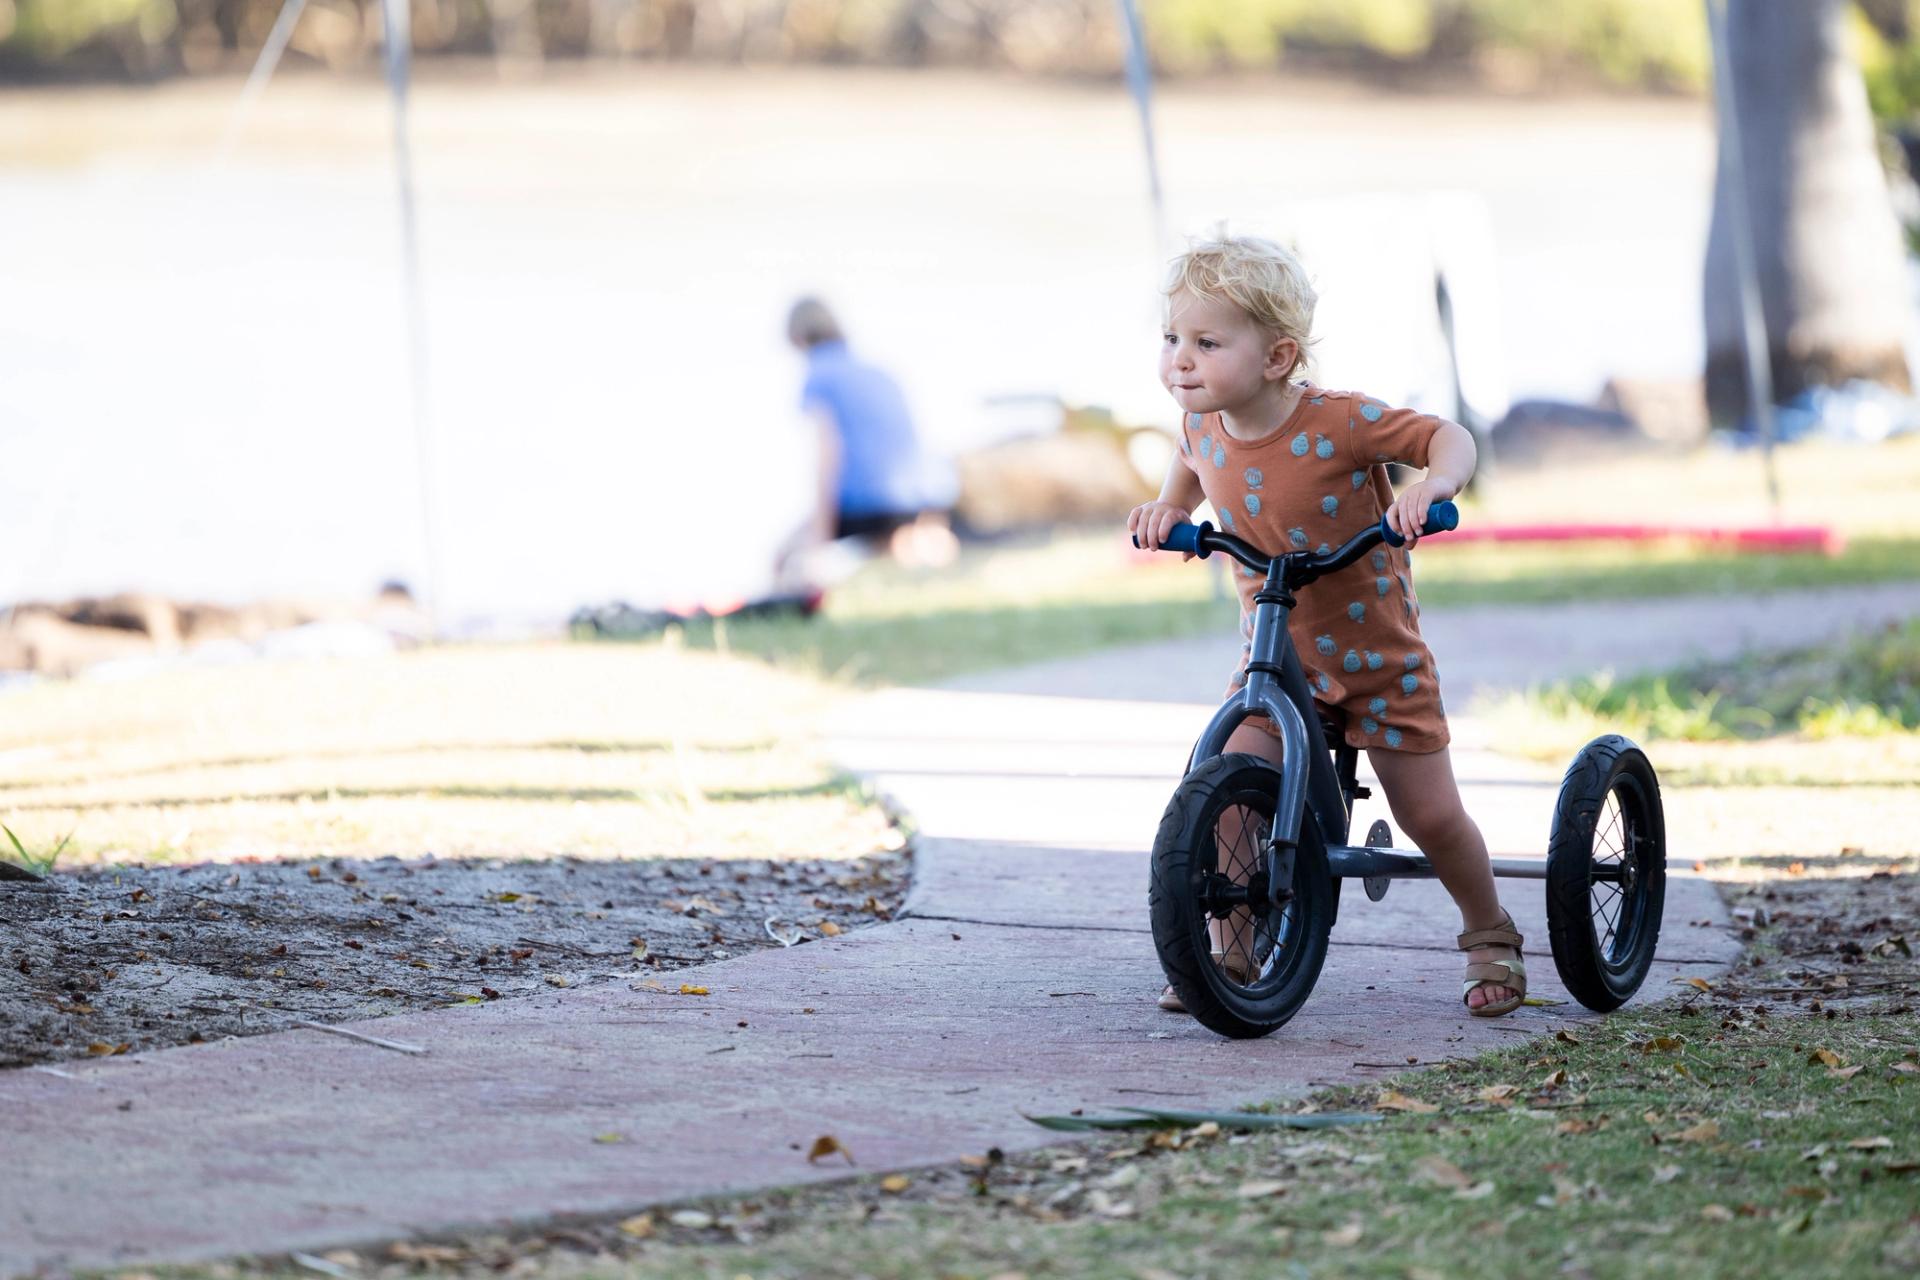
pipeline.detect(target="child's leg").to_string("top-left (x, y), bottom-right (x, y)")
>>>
top-left (1365, 745), bottom-right (1519, 1011)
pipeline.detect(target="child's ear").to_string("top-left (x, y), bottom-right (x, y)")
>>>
top-left (1266, 337), bottom-right (1299, 381)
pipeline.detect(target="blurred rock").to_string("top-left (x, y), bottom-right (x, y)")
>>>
top-left (1597, 377), bottom-right (1709, 448)
top-left (953, 424), bottom-right (1154, 537)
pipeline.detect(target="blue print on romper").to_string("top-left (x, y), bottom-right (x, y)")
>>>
top-left (1384, 727), bottom-right (1403, 748)
top-left (1404, 653), bottom-right (1422, 670)
top-left (1402, 674), bottom-right (1420, 696)
top-left (1398, 573), bottom-right (1413, 595)
top-left (1288, 527), bottom-right (1308, 549)
top-left (1198, 433), bottom-right (1211, 461)
top-left (1245, 467), bottom-right (1264, 490)
top-left (1347, 602), bottom-right (1365, 623)
top-left (1315, 435), bottom-right (1335, 459)
top-left (1376, 576), bottom-right (1392, 597)
top-left (1342, 649), bottom-right (1362, 673)
top-left (1371, 550), bottom-right (1388, 572)
top-left (1366, 651), bottom-right (1384, 671)
top-left (1317, 543), bottom-right (1332, 555)
top-left (1290, 432), bottom-right (1310, 457)
top-left (1309, 396), bottom-right (1325, 405)
top-left (1321, 495), bottom-right (1339, 517)
top-left (1360, 402), bottom-right (1384, 423)
top-left (1315, 672), bottom-right (1331, 692)
top-left (1188, 413), bottom-right (1205, 430)
top-left (1315, 635), bottom-right (1336, 657)
top-left (1230, 668), bottom-right (1247, 690)
top-left (1213, 443), bottom-right (1227, 468)
top-left (1361, 717), bottom-right (1379, 735)
top-left (1179, 434), bottom-right (1190, 456)
top-left (1245, 493), bottom-right (1262, 517)
top-left (1352, 470), bottom-right (1366, 490)
top-left (1219, 507), bottom-right (1235, 531)
top-left (1368, 697), bottom-right (1387, 715)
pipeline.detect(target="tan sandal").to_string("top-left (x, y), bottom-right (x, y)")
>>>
top-left (1458, 913), bottom-right (1527, 1018)
top-left (1158, 950), bottom-right (1256, 1013)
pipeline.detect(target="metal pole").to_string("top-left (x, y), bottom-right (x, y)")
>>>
top-left (216, 0), bottom-right (309, 160)
top-left (383, 0), bottom-right (445, 632)
top-left (1112, 0), bottom-right (1169, 256)
top-left (1704, 0), bottom-right (1783, 517)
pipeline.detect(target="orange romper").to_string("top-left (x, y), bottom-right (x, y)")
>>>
top-left (1176, 386), bottom-right (1451, 754)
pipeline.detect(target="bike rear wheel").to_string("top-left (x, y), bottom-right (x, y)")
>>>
top-left (1148, 753), bottom-right (1334, 1038)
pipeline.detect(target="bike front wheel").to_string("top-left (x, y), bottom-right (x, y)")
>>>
top-left (1148, 753), bottom-right (1334, 1038)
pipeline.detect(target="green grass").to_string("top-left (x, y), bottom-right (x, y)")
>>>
top-left (1514, 618), bottom-right (1920, 746)
top-left (634, 530), bottom-right (1920, 691)
top-left (0, 821), bottom-right (70, 877)
top-left (1415, 535), bottom-right (1920, 609)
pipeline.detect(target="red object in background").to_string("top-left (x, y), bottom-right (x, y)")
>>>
top-left (1429, 523), bottom-right (1844, 555)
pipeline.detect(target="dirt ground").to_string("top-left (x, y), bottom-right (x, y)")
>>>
top-left (0, 848), bottom-right (906, 1070)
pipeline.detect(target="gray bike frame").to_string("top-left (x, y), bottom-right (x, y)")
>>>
top-left (1189, 564), bottom-right (1560, 894)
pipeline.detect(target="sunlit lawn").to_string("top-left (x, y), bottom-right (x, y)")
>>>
top-left (0, 645), bottom-right (893, 869)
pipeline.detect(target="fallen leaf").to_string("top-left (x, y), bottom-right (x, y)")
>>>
top-left (1891, 1062), bottom-right (1919, 1077)
top-left (86, 1042), bottom-right (130, 1056)
top-left (544, 975), bottom-right (570, 989)
top-left (807, 1134), bottom-right (855, 1165)
top-left (616, 1214), bottom-right (654, 1239)
top-left (1411, 1155), bottom-right (1474, 1190)
top-left (1086, 1189), bottom-right (1134, 1218)
top-left (1477, 1084), bottom-right (1520, 1105)
top-left (388, 1243), bottom-right (464, 1265)
top-left (1848, 1136), bottom-right (1893, 1151)
top-left (1639, 1036), bottom-right (1685, 1053)
top-left (667, 1210), bottom-right (713, 1229)
top-left (1700, 1204), bottom-right (1734, 1222)
top-left (678, 984), bottom-right (709, 996)
top-left (1675, 1120), bottom-right (1721, 1144)
top-left (630, 940), bottom-right (649, 962)
top-left (1652, 1164), bottom-right (1683, 1185)
top-left (1554, 1029), bottom-right (1582, 1045)
top-left (1322, 1223), bottom-right (1364, 1247)
top-left (819, 921), bottom-right (843, 937)
top-left (592, 1132), bottom-right (626, 1145)
top-left (1541, 1069), bottom-right (1568, 1088)
top-left (1830, 1065), bottom-right (1865, 1081)
top-left (1235, 1179), bottom-right (1288, 1199)
top-left (1455, 1181), bottom-right (1496, 1200)
top-left (880, 1174), bottom-right (910, 1194)
top-left (1375, 1090), bottom-right (1439, 1114)
top-left (1683, 977), bottom-right (1712, 992)
top-left (1808, 1048), bottom-right (1843, 1068)
top-left (1556, 1118), bottom-right (1597, 1136)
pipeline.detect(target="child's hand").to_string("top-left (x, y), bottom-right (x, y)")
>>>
top-left (1128, 499), bottom-right (1195, 558)
top-left (1385, 477), bottom-right (1459, 547)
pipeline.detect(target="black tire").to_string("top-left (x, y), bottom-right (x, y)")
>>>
top-left (1545, 735), bottom-right (1667, 1011)
top-left (1148, 753), bottom-right (1335, 1038)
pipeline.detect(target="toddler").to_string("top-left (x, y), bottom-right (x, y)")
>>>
top-left (1127, 235), bottom-right (1525, 1018)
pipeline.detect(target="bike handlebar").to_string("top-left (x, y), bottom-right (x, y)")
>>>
top-left (1133, 500), bottom-right (1461, 584)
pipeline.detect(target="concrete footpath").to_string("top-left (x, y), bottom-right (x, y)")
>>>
top-left (18, 585), bottom-right (1908, 1274)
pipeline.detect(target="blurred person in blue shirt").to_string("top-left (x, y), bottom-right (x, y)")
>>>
top-left (775, 297), bottom-right (957, 585)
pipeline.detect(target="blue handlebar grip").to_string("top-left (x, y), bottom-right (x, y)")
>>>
top-left (1163, 521), bottom-right (1209, 557)
top-left (1380, 500), bottom-right (1460, 548)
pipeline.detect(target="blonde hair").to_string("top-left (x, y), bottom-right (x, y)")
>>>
top-left (1165, 234), bottom-right (1317, 378)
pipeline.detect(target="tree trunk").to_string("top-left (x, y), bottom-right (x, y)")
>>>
top-left (1703, 0), bottom-right (1914, 427)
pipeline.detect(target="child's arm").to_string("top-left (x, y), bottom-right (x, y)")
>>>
top-left (1128, 453), bottom-right (1206, 554)
top-left (1384, 419), bottom-right (1475, 545)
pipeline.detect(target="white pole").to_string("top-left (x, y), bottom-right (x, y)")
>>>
top-left (1704, 0), bottom-right (1783, 517)
top-left (383, 0), bottom-right (445, 631)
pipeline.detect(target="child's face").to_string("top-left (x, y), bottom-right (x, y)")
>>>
top-left (1159, 290), bottom-right (1295, 417)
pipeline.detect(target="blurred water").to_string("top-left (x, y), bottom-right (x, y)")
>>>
top-left (0, 69), bottom-right (1712, 625)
